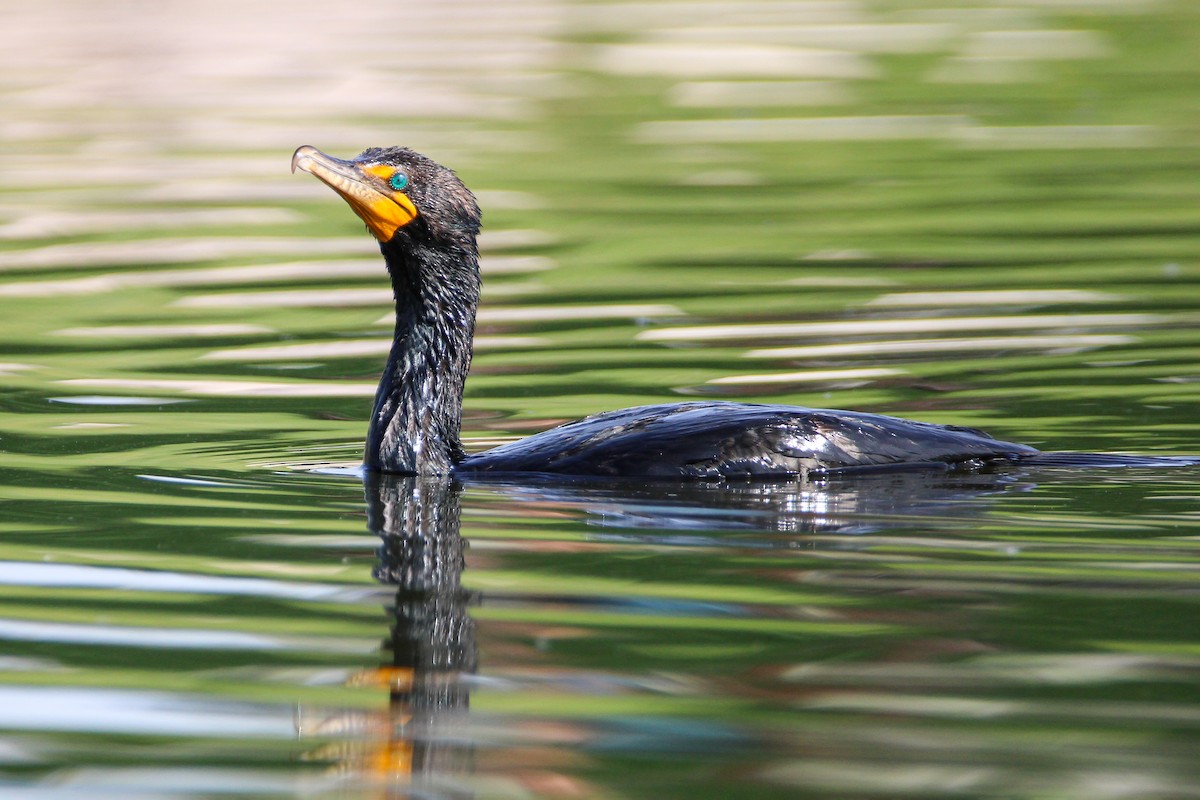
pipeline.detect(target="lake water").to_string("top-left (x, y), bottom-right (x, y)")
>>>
top-left (2, 1), bottom-right (1199, 797)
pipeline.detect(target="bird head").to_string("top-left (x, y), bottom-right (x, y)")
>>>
top-left (291, 145), bottom-right (480, 247)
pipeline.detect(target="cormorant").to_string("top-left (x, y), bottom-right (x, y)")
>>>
top-left (291, 145), bottom-right (1191, 480)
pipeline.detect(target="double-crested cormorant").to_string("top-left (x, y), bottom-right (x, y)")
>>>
top-left (291, 145), bottom-right (1191, 480)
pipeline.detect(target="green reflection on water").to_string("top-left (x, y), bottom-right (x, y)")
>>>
top-left (1, 0), bottom-right (1200, 797)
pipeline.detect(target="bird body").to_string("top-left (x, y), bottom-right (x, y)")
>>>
top-left (292, 145), bottom-right (1195, 479)
top-left (457, 401), bottom-right (1036, 480)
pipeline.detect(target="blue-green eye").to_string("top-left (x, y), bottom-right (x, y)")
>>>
top-left (389, 171), bottom-right (409, 191)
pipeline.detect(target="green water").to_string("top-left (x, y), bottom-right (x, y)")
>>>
top-left (1, 1), bottom-right (1199, 797)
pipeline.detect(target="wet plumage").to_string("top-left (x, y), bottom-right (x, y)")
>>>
top-left (461, 402), bottom-right (1035, 479)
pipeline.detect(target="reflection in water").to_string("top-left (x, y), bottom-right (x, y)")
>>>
top-left (473, 469), bottom-right (1031, 535)
top-left (636, 312), bottom-right (1167, 343)
top-left (326, 469), bottom-right (1200, 798)
top-left (347, 470), bottom-right (1029, 795)
top-left (362, 474), bottom-right (477, 796)
top-left (2, 0), bottom-right (1198, 795)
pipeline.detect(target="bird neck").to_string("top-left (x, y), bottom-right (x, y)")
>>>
top-left (367, 237), bottom-right (480, 475)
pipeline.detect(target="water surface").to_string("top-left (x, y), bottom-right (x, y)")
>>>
top-left (1, 1), bottom-right (1199, 797)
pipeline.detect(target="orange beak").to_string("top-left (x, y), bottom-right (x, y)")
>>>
top-left (292, 145), bottom-right (418, 242)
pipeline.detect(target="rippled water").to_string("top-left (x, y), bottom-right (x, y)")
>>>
top-left (2, 1), bottom-right (1200, 797)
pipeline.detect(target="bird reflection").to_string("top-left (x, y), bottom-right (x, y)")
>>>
top-left (333, 467), bottom-right (1032, 794)
top-left (470, 468), bottom-right (1033, 536)
top-left (359, 473), bottom-right (477, 796)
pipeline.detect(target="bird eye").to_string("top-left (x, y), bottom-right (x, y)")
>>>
top-left (389, 171), bottom-right (410, 191)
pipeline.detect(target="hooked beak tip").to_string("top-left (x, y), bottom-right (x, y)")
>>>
top-left (291, 144), bottom-right (318, 175)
